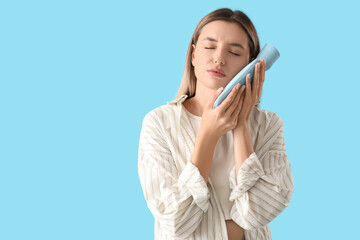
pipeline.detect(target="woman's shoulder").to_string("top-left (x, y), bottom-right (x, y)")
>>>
top-left (142, 103), bottom-right (179, 128)
top-left (252, 107), bottom-right (283, 130)
top-left (254, 107), bottom-right (281, 120)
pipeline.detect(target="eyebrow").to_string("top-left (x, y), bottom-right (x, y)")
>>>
top-left (202, 37), bottom-right (245, 49)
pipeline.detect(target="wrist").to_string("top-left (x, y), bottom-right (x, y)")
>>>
top-left (234, 122), bottom-right (250, 133)
top-left (198, 126), bottom-right (220, 144)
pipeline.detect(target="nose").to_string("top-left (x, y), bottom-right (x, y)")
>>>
top-left (214, 58), bottom-right (224, 66)
top-left (213, 48), bottom-right (225, 66)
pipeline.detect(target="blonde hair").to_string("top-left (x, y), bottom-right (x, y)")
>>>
top-left (175, 8), bottom-right (261, 107)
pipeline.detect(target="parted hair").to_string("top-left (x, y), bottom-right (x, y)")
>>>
top-left (175, 8), bottom-right (261, 107)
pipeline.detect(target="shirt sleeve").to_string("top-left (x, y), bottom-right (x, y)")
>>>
top-left (228, 113), bottom-right (295, 230)
top-left (138, 111), bottom-right (210, 239)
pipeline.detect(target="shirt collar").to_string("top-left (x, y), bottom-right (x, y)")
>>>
top-left (167, 94), bottom-right (188, 105)
top-left (167, 94), bottom-right (189, 122)
top-left (167, 94), bottom-right (198, 154)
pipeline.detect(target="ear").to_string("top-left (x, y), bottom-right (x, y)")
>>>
top-left (191, 44), bottom-right (196, 67)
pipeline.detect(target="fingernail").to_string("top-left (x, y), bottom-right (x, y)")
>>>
top-left (217, 87), bottom-right (223, 92)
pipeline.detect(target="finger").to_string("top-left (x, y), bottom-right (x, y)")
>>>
top-left (253, 63), bottom-right (260, 100)
top-left (209, 87), bottom-right (224, 109)
top-left (261, 59), bottom-right (265, 82)
top-left (230, 85), bottom-right (245, 119)
top-left (258, 60), bottom-right (266, 98)
top-left (246, 73), bottom-right (251, 98)
top-left (225, 84), bottom-right (243, 116)
top-left (232, 90), bottom-right (246, 122)
top-left (239, 89), bottom-right (246, 106)
top-left (218, 83), bottom-right (240, 112)
top-left (239, 90), bottom-right (246, 110)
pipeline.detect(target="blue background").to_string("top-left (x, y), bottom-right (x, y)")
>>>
top-left (1, 0), bottom-right (359, 239)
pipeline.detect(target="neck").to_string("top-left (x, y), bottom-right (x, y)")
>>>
top-left (184, 83), bottom-right (218, 117)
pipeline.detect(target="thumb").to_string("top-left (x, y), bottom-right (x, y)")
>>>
top-left (208, 87), bottom-right (223, 109)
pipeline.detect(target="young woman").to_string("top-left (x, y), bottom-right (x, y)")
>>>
top-left (138, 8), bottom-right (294, 240)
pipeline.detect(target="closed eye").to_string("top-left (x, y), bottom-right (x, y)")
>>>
top-left (204, 47), bottom-right (240, 56)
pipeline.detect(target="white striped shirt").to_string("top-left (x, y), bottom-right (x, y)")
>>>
top-left (183, 106), bottom-right (236, 221)
top-left (138, 94), bottom-right (294, 239)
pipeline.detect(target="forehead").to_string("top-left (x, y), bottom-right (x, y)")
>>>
top-left (199, 20), bottom-right (248, 46)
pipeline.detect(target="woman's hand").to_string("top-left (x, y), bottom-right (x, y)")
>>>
top-left (234, 59), bottom-right (266, 130)
top-left (199, 82), bottom-right (246, 140)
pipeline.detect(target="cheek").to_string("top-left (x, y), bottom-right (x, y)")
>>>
top-left (192, 61), bottom-right (203, 78)
top-left (239, 62), bottom-right (249, 71)
top-left (232, 62), bottom-right (247, 74)
top-left (228, 60), bottom-right (249, 79)
top-left (192, 50), bottom-right (206, 67)
top-left (239, 57), bottom-right (252, 69)
top-left (194, 55), bottom-right (207, 71)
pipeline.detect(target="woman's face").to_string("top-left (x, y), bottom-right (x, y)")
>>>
top-left (191, 20), bottom-right (252, 90)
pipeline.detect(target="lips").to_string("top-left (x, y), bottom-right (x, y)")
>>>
top-left (207, 68), bottom-right (226, 77)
